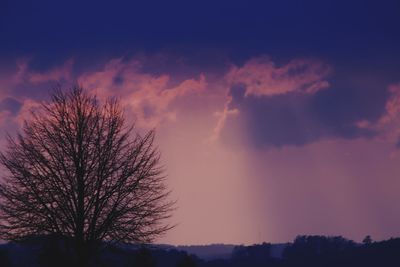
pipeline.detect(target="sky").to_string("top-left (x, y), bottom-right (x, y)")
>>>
top-left (1, 0), bottom-right (400, 245)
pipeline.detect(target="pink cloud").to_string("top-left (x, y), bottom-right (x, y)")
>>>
top-left (211, 56), bottom-right (332, 141)
top-left (78, 58), bottom-right (208, 128)
top-left (208, 103), bottom-right (239, 142)
top-left (382, 83), bottom-right (400, 124)
top-left (373, 83), bottom-right (400, 143)
top-left (3, 55), bottom-right (335, 146)
top-left (13, 58), bottom-right (74, 84)
top-left (29, 59), bottom-right (74, 83)
top-left (13, 99), bottom-right (43, 127)
top-left (351, 82), bottom-right (400, 146)
top-left (225, 56), bottom-right (331, 96)
top-left (364, 83), bottom-right (400, 130)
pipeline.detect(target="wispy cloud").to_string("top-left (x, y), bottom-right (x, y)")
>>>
top-left (14, 58), bottom-right (74, 84)
top-left (225, 56), bottom-right (331, 97)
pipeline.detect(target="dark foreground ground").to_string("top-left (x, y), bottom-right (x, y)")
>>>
top-left (1, 235), bottom-right (400, 267)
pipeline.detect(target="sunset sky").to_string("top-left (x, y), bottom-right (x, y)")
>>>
top-left (1, 0), bottom-right (400, 245)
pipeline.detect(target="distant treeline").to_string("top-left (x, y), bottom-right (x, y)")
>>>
top-left (1, 235), bottom-right (400, 267)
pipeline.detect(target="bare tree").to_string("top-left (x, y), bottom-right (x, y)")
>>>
top-left (0, 87), bottom-right (174, 266)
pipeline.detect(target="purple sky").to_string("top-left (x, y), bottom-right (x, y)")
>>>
top-left (1, 0), bottom-right (400, 245)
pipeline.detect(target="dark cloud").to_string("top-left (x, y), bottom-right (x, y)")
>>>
top-left (309, 82), bottom-right (388, 137)
top-left (223, 82), bottom-right (382, 148)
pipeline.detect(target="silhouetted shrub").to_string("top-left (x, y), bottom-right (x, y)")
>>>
top-left (132, 247), bottom-right (156, 267)
top-left (231, 243), bottom-right (274, 267)
top-left (176, 254), bottom-right (197, 267)
top-left (37, 236), bottom-right (73, 267)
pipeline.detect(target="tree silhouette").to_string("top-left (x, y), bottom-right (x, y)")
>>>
top-left (132, 246), bottom-right (156, 267)
top-left (177, 254), bottom-right (197, 267)
top-left (0, 248), bottom-right (11, 267)
top-left (363, 235), bottom-right (372, 245)
top-left (37, 235), bottom-right (73, 267)
top-left (0, 87), bottom-right (174, 266)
